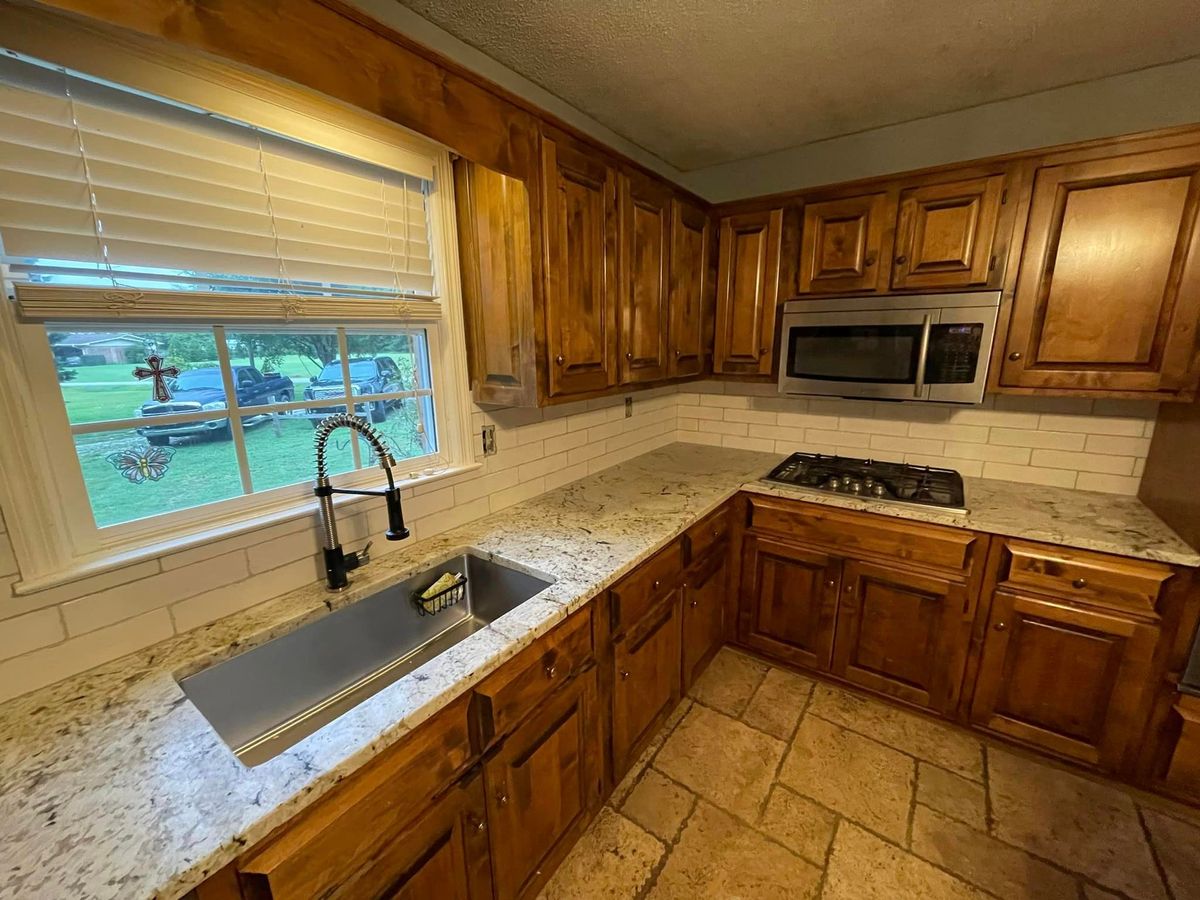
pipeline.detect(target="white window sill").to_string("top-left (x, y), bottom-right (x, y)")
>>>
top-left (11, 460), bottom-right (483, 595)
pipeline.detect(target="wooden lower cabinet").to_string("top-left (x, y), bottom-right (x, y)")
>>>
top-left (831, 560), bottom-right (973, 714)
top-left (681, 550), bottom-right (728, 692)
top-left (484, 666), bottom-right (602, 900)
top-left (969, 590), bottom-right (1159, 770)
top-left (612, 596), bottom-right (683, 778)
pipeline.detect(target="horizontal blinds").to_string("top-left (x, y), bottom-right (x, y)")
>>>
top-left (0, 54), bottom-right (438, 302)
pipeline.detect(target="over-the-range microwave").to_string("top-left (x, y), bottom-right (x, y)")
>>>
top-left (778, 291), bottom-right (1001, 404)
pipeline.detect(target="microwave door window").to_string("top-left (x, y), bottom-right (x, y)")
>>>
top-left (787, 324), bottom-right (922, 383)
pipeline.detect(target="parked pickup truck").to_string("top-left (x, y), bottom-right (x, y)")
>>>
top-left (137, 366), bottom-right (294, 445)
top-left (302, 356), bottom-right (403, 424)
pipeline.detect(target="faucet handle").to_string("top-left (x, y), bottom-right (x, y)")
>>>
top-left (359, 541), bottom-right (373, 564)
top-left (345, 541), bottom-right (373, 572)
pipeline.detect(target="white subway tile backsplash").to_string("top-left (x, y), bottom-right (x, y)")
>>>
top-left (989, 428), bottom-right (1087, 451)
top-left (982, 461), bottom-right (1079, 488)
top-left (907, 422), bottom-right (990, 444)
top-left (722, 435), bottom-right (776, 452)
top-left (869, 434), bottom-right (945, 456)
top-left (1076, 472), bottom-right (1143, 494)
top-left (1030, 449), bottom-right (1136, 476)
top-left (838, 416), bottom-right (909, 437)
top-left (941, 442), bottom-right (1031, 464)
top-left (806, 428), bottom-right (870, 448)
top-left (722, 408), bottom-right (779, 426)
top-left (1038, 414), bottom-right (1147, 437)
top-left (0, 608), bottom-right (64, 661)
top-left (1083, 434), bottom-right (1152, 457)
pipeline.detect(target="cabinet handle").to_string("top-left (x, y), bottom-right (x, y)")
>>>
top-left (1008, 351), bottom-right (1022, 361)
top-left (895, 254), bottom-right (908, 265)
top-left (555, 354), bottom-right (565, 366)
top-left (620, 669), bottom-right (631, 680)
top-left (994, 621), bottom-right (1008, 632)
top-left (497, 792), bottom-right (509, 807)
top-left (544, 663), bottom-right (558, 679)
top-left (1072, 577), bottom-right (1088, 589)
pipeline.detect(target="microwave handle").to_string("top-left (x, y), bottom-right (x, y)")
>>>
top-left (913, 314), bottom-right (933, 398)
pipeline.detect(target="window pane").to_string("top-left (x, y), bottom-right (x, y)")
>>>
top-left (242, 411), bottom-right (356, 492)
top-left (373, 397), bottom-right (436, 463)
top-left (345, 330), bottom-right (432, 395)
top-left (74, 428), bottom-right (244, 527)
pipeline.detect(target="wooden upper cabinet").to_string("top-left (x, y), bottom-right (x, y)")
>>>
top-left (797, 193), bottom-right (889, 294)
top-left (999, 145), bottom-right (1200, 397)
top-left (714, 209), bottom-right (783, 375)
top-left (618, 171), bottom-right (672, 384)
top-left (453, 160), bottom-right (538, 407)
top-left (668, 198), bottom-right (712, 377)
top-left (891, 174), bottom-right (1006, 290)
top-left (540, 132), bottom-right (619, 398)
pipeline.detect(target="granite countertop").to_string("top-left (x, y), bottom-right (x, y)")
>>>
top-left (0, 443), bottom-right (1196, 900)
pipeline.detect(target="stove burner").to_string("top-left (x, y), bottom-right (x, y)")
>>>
top-left (763, 452), bottom-right (967, 514)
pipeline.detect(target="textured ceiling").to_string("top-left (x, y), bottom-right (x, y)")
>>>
top-left (393, 0), bottom-right (1200, 170)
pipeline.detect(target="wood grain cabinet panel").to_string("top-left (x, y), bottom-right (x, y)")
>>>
top-left (714, 209), bottom-right (783, 374)
top-left (999, 145), bottom-right (1200, 396)
top-left (540, 132), bottom-right (619, 397)
top-left (831, 560), bottom-right (972, 714)
top-left (739, 533), bottom-right (840, 670)
top-left (612, 597), bottom-right (682, 779)
top-left (681, 550), bottom-right (728, 692)
top-left (969, 590), bottom-right (1159, 770)
top-left (668, 198), bottom-right (712, 377)
top-left (484, 666), bottom-right (602, 900)
top-left (618, 171), bottom-right (672, 384)
top-left (891, 174), bottom-right (1005, 290)
top-left (797, 193), bottom-right (889, 294)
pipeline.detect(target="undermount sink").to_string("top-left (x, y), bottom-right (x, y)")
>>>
top-left (179, 550), bottom-right (554, 766)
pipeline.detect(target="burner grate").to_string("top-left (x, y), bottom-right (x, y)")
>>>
top-left (764, 452), bottom-right (966, 513)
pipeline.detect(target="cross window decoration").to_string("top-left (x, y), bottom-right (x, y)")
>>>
top-left (133, 354), bottom-right (180, 403)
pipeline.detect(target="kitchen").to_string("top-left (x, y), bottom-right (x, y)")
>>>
top-left (2, 1), bottom-right (1200, 898)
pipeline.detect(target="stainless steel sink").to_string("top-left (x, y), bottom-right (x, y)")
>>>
top-left (179, 550), bottom-right (554, 766)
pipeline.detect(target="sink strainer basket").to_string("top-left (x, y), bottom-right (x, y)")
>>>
top-left (414, 574), bottom-right (467, 616)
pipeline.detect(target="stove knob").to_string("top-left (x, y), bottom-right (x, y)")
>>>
top-left (847, 479), bottom-right (863, 495)
top-left (863, 477), bottom-right (875, 488)
top-left (871, 483), bottom-right (886, 498)
top-left (825, 477), bottom-right (841, 491)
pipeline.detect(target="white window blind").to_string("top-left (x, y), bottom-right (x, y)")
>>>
top-left (0, 53), bottom-right (438, 303)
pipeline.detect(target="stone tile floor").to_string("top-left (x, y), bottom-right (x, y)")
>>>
top-left (538, 648), bottom-right (1200, 900)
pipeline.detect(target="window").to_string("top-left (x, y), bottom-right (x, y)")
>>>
top-left (0, 45), bottom-right (473, 584)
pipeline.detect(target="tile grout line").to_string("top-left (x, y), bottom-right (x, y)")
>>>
top-left (982, 744), bottom-right (996, 836)
top-left (813, 816), bottom-right (843, 899)
top-left (1135, 804), bottom-right (1177, 900)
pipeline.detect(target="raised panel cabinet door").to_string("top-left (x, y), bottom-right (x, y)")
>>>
top-left (969, 590), bottom-right (1159, 770)
top-left (739, 533), bottom-right (840, 670)
top-left (618, 171), bottom-right (672, 383)
top-left (612, 596), bottom-right (683, 779)
top-left (891, 174), bottom-right (1005, 290)
top-left (1000, 145), bottom-right (1200, 395)
top-left (714, 209), bottom-right (783, 375)
top-left (668, 198), bottom-right (712, 377)
top-left (797, 193), bottom-right (889, 294)
top-left (485, 667), bottom-right (602, 900)
top-left (831, 560), bottom-right (972, 714)
top-left (453, 160), bottom-right (538, 407)
top-left (541, 133), bottom-right (619, 397)
top-left (681, 551), bottom-right (729, 692)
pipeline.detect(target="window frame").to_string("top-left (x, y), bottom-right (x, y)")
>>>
top-left (0, 32), bottom-right (477, 591)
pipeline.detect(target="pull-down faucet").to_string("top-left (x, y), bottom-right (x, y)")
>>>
top-left (313, 413), bottom-right (410, 591)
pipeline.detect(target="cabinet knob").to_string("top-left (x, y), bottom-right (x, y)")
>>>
top-left (690, 599), bottom-right (699, 608)
top-left (759, 346), bottom-right (768, 356)
top-left (469, 816), bottom-right (486, 833)
top-left (826, 579), bottom-right (836, 588)
top-left (674, 349), bottom-right (682, 358)
top-left (652, 579), bottom-right (661, 590)
top-left (620, 669), bottom-right (631, 680)
top-left (1008, 351), bottom-right (1022, 361)
top-left (544, 662), bottom-right (558, 679)
top-left (555, 354), bottom-right (565, 366)
top-left (864, 252), bottom-right (876, 267)
top-left (895, 254), bottom-right (908, 265)
top-left (625, 351), bottom-right (633, 360)
top-left (497, 792), bottom-right (509, 807)
top-left (1072, 577), bottom-right (1088, 589)
top-left (994, 621), bottom-right (1008, 632)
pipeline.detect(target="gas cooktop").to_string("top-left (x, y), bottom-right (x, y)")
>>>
top-left (763, 452), bottom-right (967, 514)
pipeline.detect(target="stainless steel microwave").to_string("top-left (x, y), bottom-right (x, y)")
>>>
top-left (778, 291), bottom-right (1001, 404)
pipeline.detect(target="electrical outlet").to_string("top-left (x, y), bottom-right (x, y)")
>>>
top-left (625, 397), bottom-right (633, 418)
top-left (481, 424), bottom-right (497, 456)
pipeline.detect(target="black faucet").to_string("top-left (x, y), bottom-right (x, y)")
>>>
top-left (313, 413), bottom-right (410, 591)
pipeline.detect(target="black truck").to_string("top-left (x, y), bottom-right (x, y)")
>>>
top-left (302, 357), bottom-right (404, 424)
top-left (136, 366), bottom-right (295, 445)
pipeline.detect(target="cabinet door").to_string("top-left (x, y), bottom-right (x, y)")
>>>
top-left (541, 133), bottom-right (619, 397)
top-left (891, 174), bottom-right (1005, 290)
top-left (681, 551), bottom-right (729, 692)
top-left (612, 597), bottom-right (682, 779)
top-left (739, 533), bottom-right (840, 670)
top-left (831, 560), bottom-right (972, 714)
top-left (618, 171), bottom-right (671, 384)
top-left (797, 193), bottom-right (889, 294)
top-left (970, 591), bottom-right (1159, 770)
top-left (1000, 146), bottom-right (1200, 395)
top-left (714, 209), bottom-right (783, 375)
top-left (485, 667), bottom-right (602, 900)
top-left (668, 198), bottom-right (712, 377)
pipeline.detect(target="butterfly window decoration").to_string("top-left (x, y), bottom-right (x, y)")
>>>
top-left (107, 444), bottom-right (175, 484)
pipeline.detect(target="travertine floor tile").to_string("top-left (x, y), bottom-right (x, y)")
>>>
top-left (1141, 807), bottom-right (1200, 900)
top-left (917, 761), bottom-right (987, 830)
top-left (537, 808), bottom-right (664, 900)
top-left (911, 805), bottom-right (1078, 900)
top-left (779, 714), bottom-right (915, 843)
top-left (824, 821), bottom-right (985, 899)
top-left (646, 801), bottom-right (821, 900)
top-left (621, 769), bottom-right (695, 843)
top-left (988, 748), bottom-right (1165, 900)
top-left (757, 784), bottom-right (838, 865)
top-left (742, 666), bottom-right (813, 739)
top-left (611, 698), bottom-right (693, 806)
top-left (655, 704), bottom-right (785, 820)
top-left (686, 647), bottom-right (767, 716)
top-left (1082, 884), bottom-right (1124, 899)
top-left (808, 683), bottom-right (984, 780)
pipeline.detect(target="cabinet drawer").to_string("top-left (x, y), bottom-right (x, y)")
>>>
top-left (747, 495), bottom-right (977, 572)
top-left (610, 540), bottom-right (684, 634)
top-left (474, 608), bottom-right (593, 743)
top-left (612, 597), bottom-right (682, 778)
top-left (999, 540), bottom-right (1172, 616)
top-left (686, 505), bottom-right (732, 565)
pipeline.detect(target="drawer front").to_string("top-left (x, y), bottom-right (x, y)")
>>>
top-left (681, 551), bottom-right (728, 692)
top-left (612, 597), bottom-right (682, 778)
top-left (610, 540), bottom-right (684, 634)
top-left (686, 505), bottom-right (732, 564)
top-left (474, 608), bottom-right (593, 742)
top-left (747, 495), bottom-right (977, 572)
top-left (1000, 540), bottom-right (1172, 615)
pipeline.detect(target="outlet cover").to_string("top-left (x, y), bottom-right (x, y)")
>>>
top-left (481, 424), bottom-right (497, 456)
top-left (625, 397), bottom-right (633, 418)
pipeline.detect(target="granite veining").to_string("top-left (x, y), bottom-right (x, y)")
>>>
top-left (0, 443), bottom-right (1195, 899)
